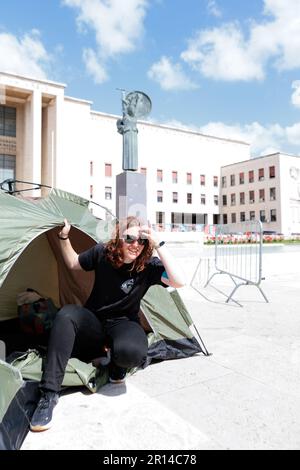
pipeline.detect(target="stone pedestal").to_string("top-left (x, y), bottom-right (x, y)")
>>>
top-left (116, 171), bottom-right (147, 222)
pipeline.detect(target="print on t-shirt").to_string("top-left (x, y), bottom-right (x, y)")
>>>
top-left (120, 278), bottom-right (135, 294)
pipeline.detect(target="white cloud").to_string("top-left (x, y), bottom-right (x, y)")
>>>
top-left (148, 56), bottom-right (198, 91)
top-left (291, 81), bottom-right (300, 108)
top-left (0, 30), bottom-right (49, 79)
top-left (83, 48), bottom-right (108, 83)
top-left (160, 117), bottom-right (300, 156)
top-left (207, 0), bottom-right (222, 18)
top-left (63, 0), bottom-right (148, 81)
top-left (181, 0), bottom-right (300, 81)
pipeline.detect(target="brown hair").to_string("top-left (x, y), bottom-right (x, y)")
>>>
top-left (105, 216), bottom-right (153, 272)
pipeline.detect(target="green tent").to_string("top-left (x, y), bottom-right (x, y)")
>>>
top-left (0, 186), bottom-right (209, 450)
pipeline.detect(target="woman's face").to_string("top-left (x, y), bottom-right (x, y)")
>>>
top-left (121, 225), bottom-right (147, 263)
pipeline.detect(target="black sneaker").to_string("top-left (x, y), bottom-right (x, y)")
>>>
top-left (30, 390), bottom-right (59, 432)
top-left (109, 363), bottom-right (127, 384)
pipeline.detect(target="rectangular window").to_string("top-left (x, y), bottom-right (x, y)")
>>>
top-left (0, 105), bottom-right (16, 137)
top-left (239, 172), bottom-right (244, 184)
top-left (250, 210), bottom-right (255, 221)
top-left (90, 184), bottom-right (93, 199)
top-left (172, 171), bottom-right (178, 183)
top-left (222, 195), bottom-right (227, 206)
top-left (90, 161), bottom-right (93, 177)
top-left (231, 193), bottom-right (236, 206)
top-left (140, 167), bottom-right (147, 176)
top-left (258, 168), bottom-right (264, 181)
top-left (270, 209), bottom-right (277, 221)
top-left (260, 210), bottom-right (266, 222)
top-left (200, 174), bottom-right (205, 186)
top-left (157, 169), bottom-right (163, 182)
top-left (0, 154), bottom-right (16, 181)
top-left (201, 193), bottom-right (206, 205)
top-left (230, 174), bottom-right (235, 186)
top-left (187, 172), bottom-right (192, 184)
top-left (269, 166), bottom-right (275, 178)
top-left (105, 186), bottom-right (112, 200)
top-left (259, 189), bottom-right (265, 202)
top-left (157, 190), bottom-right (163, 203)
top-left (172, 192), bottom-right (178, 203)
top-left (270, 187), bottom-right (276, 201)
top-left (156, 211), bottom-right (165, 225)
top-left (105, 163), bottom-right (112, 177)
top-left (240, 192), bottom-right (245, 205)
top-left (213, 176), bottom-right (218, 187)
top-left (249, 170), bottom-right (254, 183)
top-left (221, 176), bottom-right (226, 188)
top-left (214, 195), bottom-right (218, 206)
top-left (231, 213), bottom-right (236, 223)
top-left (240, 211), bottom-right (245, 222)
top-left (249, 190), bottom-right (255, 204)
top-left (223, 214), bottom-right (228, 224)
top-left (187, 193), bottom-right (192, 204)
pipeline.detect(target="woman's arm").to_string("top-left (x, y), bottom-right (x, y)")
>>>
top-left (58, 219), bottom-right (82, 271)
top-left (140, 226), bottom-right (186, 288)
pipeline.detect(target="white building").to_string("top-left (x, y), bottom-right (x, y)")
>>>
top-left (220, 152), bottom-right (300, 235)
top-left (0, 71), bottom-right (250, 228)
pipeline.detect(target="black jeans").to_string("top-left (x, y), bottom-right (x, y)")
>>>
top-left (41, 305), bottom-right (148, 392)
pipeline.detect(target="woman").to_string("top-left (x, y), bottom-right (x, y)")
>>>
top-left (30, 216), bottom-right (186, 432)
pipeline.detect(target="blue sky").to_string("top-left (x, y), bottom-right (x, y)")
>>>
top-left (1, 0), bottom-right (300, 156)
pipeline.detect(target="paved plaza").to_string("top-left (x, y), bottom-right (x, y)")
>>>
top-left (22, 243), bottom-right (300, 450)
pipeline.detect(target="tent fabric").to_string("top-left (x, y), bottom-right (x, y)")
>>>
top-left (0, 187), bottom-right (208, 450)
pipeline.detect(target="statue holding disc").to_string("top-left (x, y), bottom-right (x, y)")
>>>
top-left (117, 90), bottom-right (152, 171)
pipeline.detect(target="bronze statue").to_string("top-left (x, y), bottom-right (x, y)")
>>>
top-left (117, 90), bottom-right (152, 171)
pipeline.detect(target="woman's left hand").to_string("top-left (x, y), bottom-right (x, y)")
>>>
top-left (139, 224), bottom-right (160, 248)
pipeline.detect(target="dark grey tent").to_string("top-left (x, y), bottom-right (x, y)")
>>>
top-left (0, 184), bottom-right (209, 450)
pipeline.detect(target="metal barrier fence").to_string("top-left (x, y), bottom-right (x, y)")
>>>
top-left (191, 220), bottom-right (268, 305)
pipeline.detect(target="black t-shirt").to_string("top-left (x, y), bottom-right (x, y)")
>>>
top-left (78, 243), bottom-right (168, 320)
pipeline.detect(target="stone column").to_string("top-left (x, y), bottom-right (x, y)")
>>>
top-left (23, 89), bottom-right (42, 185)
top-left (116, 171), bottom-right (147, 222)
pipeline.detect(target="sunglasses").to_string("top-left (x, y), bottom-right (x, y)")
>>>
top-left (122, 235), bottom-right (147, 246)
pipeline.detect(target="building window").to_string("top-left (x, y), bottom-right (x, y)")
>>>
top-left (0, 106), bottom-right (16, 137)
top-left (213, 176), bottom-right (218, 187)
top-left (270, 209), bottom-right (277, 221)
top-left (140, 167), bottom-right (147, 175)
top-left (223, 214), bottom-right (228, 224)
top-left (157, 190), bottom-right (163, 202)
top-left (270, 187), bottom-right (276, 201)
top-left (240, 211), bottom-right (245, 222)
top-left (269, 166), bottom-right (275, 178)
top-left (249, 190), bottom-right (255, 204)
top-left (258, 168), bottom-right (264, 181)
top-left (157, 169), bottom-right (163, 182)
top-left (187, 172), bottom-right (192, 184)
top-left (0, 154), bottom-right (15, 181)
top-left (105, 186), bottom-right (112, 200)
top-left (172, 192), bottom-right (178, 203)
top-left (200, 174), bottom-right (205, 186)
top-left (250, 211), bottom-right (255, 221)
top-left (248, 170), bottom-right (254, 183)
top-left (231, 193), bottom-right (236, 206)
top-left (240, 192), bottom-right (245, 205)
top-left (156, 211), bottom-right (165, 225)
top-left (222, 195), bottom-right (227, 206)
top-left (105, 163), bottom-right (112, 177)
top-left (221, 176), bottom-right (226, 188)
top-left (201, 193), bottom-right (206, 204)
top-left (214, 195), bottom-right (218, 206)
top-left (239, 172), bottom-right (244, 184)
top-left (259, 189), bottom-right (265, 202)
top-left (231, 213), bottom-right (236, 223)
top-left (90, 184), bottom-right (93, 199)
top-left (187, 193), bottom-right (192, 204)
top-left (260, 210), bottom-right (266, 222)
top-left (230, 174), bottom-right (235, 186)
top-left (90, 161), bottom-right (93, 177)
top-left (172, 171), bottom-right (178, 183)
